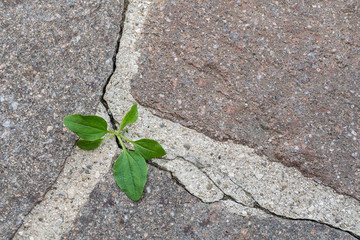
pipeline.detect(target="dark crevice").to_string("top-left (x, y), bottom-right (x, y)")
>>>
top-left (253, 202), bottom-right (360, 239)
top-left (101, 0), bottom-right (130, 150)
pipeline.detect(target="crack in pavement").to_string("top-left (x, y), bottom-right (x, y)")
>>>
top-left (150, 157), bottom-right (360, 239)
top-left (101, 0), bottom-right (130, 142)
top-left (103, 0), bottom-right (360, 237)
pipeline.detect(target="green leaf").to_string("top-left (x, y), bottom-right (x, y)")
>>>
top-left (63, 114), bottom-right (110, 141)
top-left (77, 139), bottom-right (103, 150)
top-left (119, 104), bottom-right (138, 131)
top-left (132, 139), bottom-right (166, 160)
top-left (113, 151), bottom-right (147, 201)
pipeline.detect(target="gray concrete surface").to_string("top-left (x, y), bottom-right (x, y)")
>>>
top-left (0, 0), bottom-right (123, 238)
top-left (2, 0), bottom-right (360, 239)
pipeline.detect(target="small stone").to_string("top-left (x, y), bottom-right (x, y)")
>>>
top-left (255, 173), bottom-right (263, 180)
top-left (11, 102), bottom-right (18, 110)
top-left (95, 171), bottom-right (100, 178)
top-left (308, 205), bottom-right (315, 212)
top-left (2, 120), bottom-right (11, 128)
top-left (67, 189), bottom-right (75, 199)
top-left (183, 144), bottom-right (191, 150)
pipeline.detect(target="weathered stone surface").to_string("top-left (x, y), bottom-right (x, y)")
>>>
top-left (104, 0), bottom-right (359, 236)
top-left (0, 0), bottom-right (123, 238)
top-left (131, 0), bottom-right (360, 200)
top-left (63, 166), bottom-right (356, 240)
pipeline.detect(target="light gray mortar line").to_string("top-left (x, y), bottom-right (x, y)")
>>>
top-left (139, 105), bottom-right (360, 204)
top-left (146, 160), bottom-right (215, 205)
top-left (100, 0), bottom-right (130, 136)
top-left (10, 141), bottom-right (78, 240)
top-left (225, 169), bottom-right (360, 239)
top-left (253, 201), bottom-right (360, 239)
top-left (152, 156), bottom-right (360, 239)
top-left (161, 156), bottom-right (250, 206)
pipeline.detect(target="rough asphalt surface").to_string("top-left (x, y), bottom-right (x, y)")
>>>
top-left (132, 0), bottom-right (360, 200)
top-left (0, 0), bottom-right (122, 238)
top-left (1, 0), bottom-right (359, 239)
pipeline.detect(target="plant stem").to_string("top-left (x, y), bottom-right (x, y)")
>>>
top-left (120, 134), bottom-right (133, 143)
top-left (116, 134), bottom-right (127, 152)
top-left (102, 133), bottom-right (115, 141)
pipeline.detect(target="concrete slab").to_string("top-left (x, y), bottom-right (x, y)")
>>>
top-left (0, 0), bottom-right (123, 238)
top-left (130, 0), bottom-right (360, 200)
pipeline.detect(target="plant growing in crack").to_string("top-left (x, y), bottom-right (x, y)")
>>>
top-left (63, 104), bottom-right (166, 201)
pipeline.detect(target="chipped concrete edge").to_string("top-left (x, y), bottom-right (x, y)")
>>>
top-left (104, 0), bottom-right (360, 237)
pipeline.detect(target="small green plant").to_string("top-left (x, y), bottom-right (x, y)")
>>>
top-left (63, 104), bottom-right (166, 201)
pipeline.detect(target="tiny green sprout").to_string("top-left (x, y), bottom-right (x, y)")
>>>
top-left (63, 104), bottom-right (166, 201)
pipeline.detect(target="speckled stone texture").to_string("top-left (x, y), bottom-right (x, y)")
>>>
top-left (63, 165), bottom-right (355, 240)
top-left (0, 0), bottom-right (123, 238)
top-left (131, 0), bottom-right (360, 200)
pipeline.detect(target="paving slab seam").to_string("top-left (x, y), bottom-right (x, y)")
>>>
top-left (104, 0), bottom-right (360, 237)
top-left (150, 157), bottom-right (360, 239)
top-left (149, 158), bottom-right (255, 208)
top-left (147, 160), bottom-right (224, 204)
top-left (100, 0), bottom-right (130, 132)
top-left (152, 156), bottom-right (253, 205)
top-left (13, 105), bottom-right (119, 240)
top-left (145, 103), bottom-right (360, 204)
top-left (252, 202), bottom-right (360, 240)
top-left (155, 155), bottom-right (360, 238)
